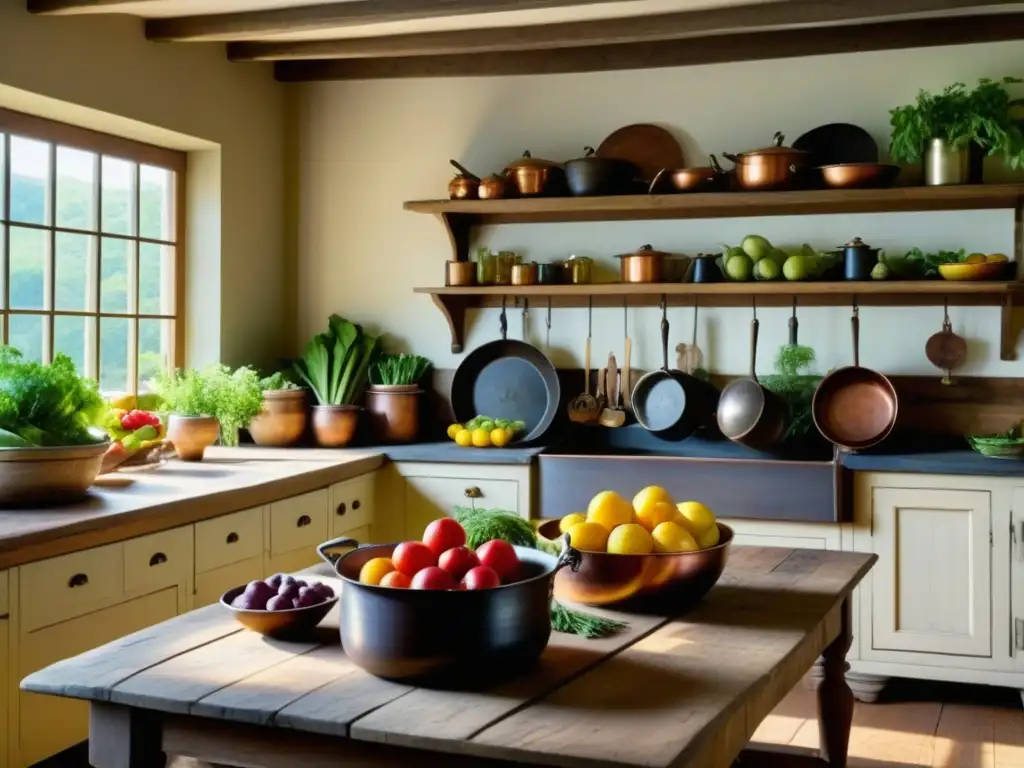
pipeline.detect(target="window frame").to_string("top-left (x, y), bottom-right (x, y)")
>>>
top-left (0, 107), bottom-right (187, 392)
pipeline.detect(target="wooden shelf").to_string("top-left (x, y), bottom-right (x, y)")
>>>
top-left (415, 281), bottom-right (1024, 358)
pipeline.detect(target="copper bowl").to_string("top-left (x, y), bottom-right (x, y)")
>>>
top-left (220, 585), bottom-right (338, 640)
top-left (819, 163), bottom-right (900, 189)
top-left (537, 519), bottom-right (733, 612)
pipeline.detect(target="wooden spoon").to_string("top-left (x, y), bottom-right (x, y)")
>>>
top-left (925, 301), bottom-right (967, 386)
top-left (569, 299), bottom-right (600, 423)
top-left (599, 353), bottom-right (626, 428)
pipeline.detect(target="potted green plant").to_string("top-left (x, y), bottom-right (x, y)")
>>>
top-left (154, 365), bottom-right (263, 461)
top-left (889, 77), bottom-right (1024, 185)
top-left (365, 354), bottom-right (432, 444)
top-left (292, 315), bottom-right (380, 447)
top-left (248, 372), bottom-right (308, 448)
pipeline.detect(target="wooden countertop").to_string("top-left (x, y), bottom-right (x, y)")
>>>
top-left (0, 447), bottom-right (384, 570)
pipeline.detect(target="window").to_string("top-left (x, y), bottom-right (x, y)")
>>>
top-left (0, 109), bottom-right (185, 393)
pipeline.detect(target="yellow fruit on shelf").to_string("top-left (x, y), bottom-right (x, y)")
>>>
top-left (607, 523), bottom-right (654, 555)
top-left (447, 423), bottom-right (463, 440)
top-left (636, 500), bottom-right (678, 532)
top-left (632, 485), bottom-right (674, 517)
top-left (587, 490), bottom-right (635, 531)
top-left (454, 429), bottom-right (473, 447)
top-left (559, 513), bottom-right (587, 534)
top-left (676, 500), bottom-right (717, 538)
top-left (699, 524), bottom-right (721, 549)
top-left (965, 252), bottom-right (987, 264)
top-left (566, 521), bottom-right (610, 552)
top-left (471, 428), bottom-right (491, 447)
top-left (359, 557), bottom-right (395, 585)
top-left (490, 427), bottom-right (511, 447)
top-left (987, 253), bottom-right (1009, 263)
top-left (651, 521), bottom-right (700, 553)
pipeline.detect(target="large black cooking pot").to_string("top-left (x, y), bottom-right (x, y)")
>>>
top-left (317, 536), bottom-right (580, 688)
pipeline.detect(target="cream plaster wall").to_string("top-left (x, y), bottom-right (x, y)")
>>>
top-left (295, 40), bottom-right (1024, 378)
top-left (0, 4), bottom-right (286, 369)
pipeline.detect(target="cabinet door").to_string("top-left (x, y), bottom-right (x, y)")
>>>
top-left (18, 588), bottom-right (178, 766)
top-left (330, 475), bottom-right (375, 539)
top-left (1011, 488), bottom-right (1024, 671)
top-left (722, 519), bottom-right (842, 551)
top-left (870, 487), bottom-right (991, 658)
top-left (269, 490), bottom-right (329, 557)
top-left (405, 476), bottom-right (519, 540)
top-left (194, 555), bottom-right (265, 608)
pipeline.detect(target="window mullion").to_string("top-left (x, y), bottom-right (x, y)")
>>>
top-left (129, 163), bottom-right (140, 394)
top-left (89, 155), bottom-right (102, 381)
top-left (43, 141), bottom-right (56, 364)
top-left (1, 133), bottom-right (9, 346)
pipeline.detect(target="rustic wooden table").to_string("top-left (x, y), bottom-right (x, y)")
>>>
top-left (22, 546), bottom-right (875, 768)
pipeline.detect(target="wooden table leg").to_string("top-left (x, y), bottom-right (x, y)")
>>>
top-left (816, 599), bottom-right (854, 768)
top-left (89, 702), bottom-right (167, 768)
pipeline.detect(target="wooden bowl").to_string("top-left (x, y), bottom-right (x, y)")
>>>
top-left (938, 262), bottom-right (1005, 281)
top-left (220, 585), bottom-right (338, 640)
top-left (0, 441), bottom-right (109, 506)
top-left (537, 519), bottom-right (733, 612)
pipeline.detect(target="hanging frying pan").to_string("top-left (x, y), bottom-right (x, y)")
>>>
top-left (450, 298), bottom-right (560, 443)
top-left (812, 303), bottom-right (898, 451)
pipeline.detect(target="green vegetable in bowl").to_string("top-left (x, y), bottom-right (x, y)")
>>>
top-left (259, 371), bottom-right (302, 392)
top-left (293, 315), bottom-right (380, 406)
top-left (371, 354), bottom-right (431, 386)
top-left (903, 247), bottom-right (968, 278)
top-left (0, 346), bottom-right (106, 448)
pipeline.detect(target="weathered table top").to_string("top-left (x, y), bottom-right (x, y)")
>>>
top-left (22, 547), bottom-right (875, 768)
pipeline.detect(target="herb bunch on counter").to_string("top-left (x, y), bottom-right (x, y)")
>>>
top-left (371, 354), bottom-right (431, 387)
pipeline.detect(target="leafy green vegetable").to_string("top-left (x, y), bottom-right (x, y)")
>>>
top-left (293, 315), bottom-right (381, 406)
top-left (371, 354), bottom-right (432, 387)
top-left (762, 343), bottom-right (821, 443)
top-left (259, 371), bottom-right (302, 391)
top-left (903, 247), bottom-right (968, 278)
top-left (153, 365), bottom-right (263, 447)
top-left (0, 346), bottom-right (106, 447)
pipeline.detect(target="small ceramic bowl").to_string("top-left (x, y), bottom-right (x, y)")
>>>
top-left (938, 262), bottom-right (1004, 281)
top-left (220, 584), bottom-right (338, 640)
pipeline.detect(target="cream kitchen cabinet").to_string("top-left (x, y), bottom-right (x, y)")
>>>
top-left (264, 490), bottom-right (330, 576)
top-left (721, 518), bottom-right (843, 551)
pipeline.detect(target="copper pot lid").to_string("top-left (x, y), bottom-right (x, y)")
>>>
top-left (505, 150), bottom-right (562, 171)
top-left (733, 132), bottom-right (809, 157)
top-left (615, 244), bottom-right (668, 259)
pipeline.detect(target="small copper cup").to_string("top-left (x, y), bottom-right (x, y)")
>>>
top-left (445, 261), bottom-right (477, 287)
top-left (511, 262), bottom-right (538, 286)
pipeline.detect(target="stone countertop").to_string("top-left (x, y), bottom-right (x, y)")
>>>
top-left (329, 440), bottom-right (545, 465)
top-left (0, 447), bottom-right (384, 570)
top-left (840, 447), bottom-right (1024, 476)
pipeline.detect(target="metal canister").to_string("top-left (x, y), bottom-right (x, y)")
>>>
top-left (565, 255), bottom-right (593, 284)
top-left (537, 262), bottom-right (566, 284)
top-left (445, 261), bottom-right (476, 287)
top-left (494, 251), bottom-right (521, 285)
top-left (511, 262), bottom-right (539, 286)
top-left (475, 248), bottom-right (497, 285)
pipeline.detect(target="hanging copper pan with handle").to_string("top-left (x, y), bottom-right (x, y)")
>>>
top-left (812, 304), bottom-right (898, 451)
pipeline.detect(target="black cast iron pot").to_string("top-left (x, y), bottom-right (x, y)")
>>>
top-left (317, 536), bottom-right (580, 688)
top-left (564, 146), bottom-right (636, 196)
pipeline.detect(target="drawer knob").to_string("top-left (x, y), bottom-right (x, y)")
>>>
top-left (226, 532), bottom-right (239, 544)
top-left (336, 502), bottom-right (347, 516)
top-left (465, 487), bottom-right (482, 499)
top-left (352, 499), bottom-right (361, 510)
top-left (68, 573), bottom-right (88, 588)
top-left (297, 515), bottom-right (312, 528)
top-left (149, 552), bottom-right (168, 567)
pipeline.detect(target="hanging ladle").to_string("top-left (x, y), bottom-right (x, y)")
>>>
top-left (925, 298), bottom-right (967, 386)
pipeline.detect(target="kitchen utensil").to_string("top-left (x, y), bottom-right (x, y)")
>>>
top-left (537, 262), bottom-right (565, 285)
top-left (511, 262), bottom-right (538, 286)
top-left (565, 254), bottom-right (593, 284)
top-left (648, 155), bottom-right (728, 194)
top-left (595, 360), bottom-right (607, 413)
top-left (925, 300), bottom-right (968, 385)
top-left (447, 159), bottom-right (480, 200)
top-left (445, 260), bottom-right (476, 287)
top-left (0, 441), bottom-right (109, 506)
top-left (819, 163), bottom-right (900, 189)
top-left (537, 519), bottom-right (733, 610)
top-left (690, 254), bottom-right (720, 283)
top-left (565, 146), bottom-right (636, 196)
top-left (318, 535), bottom-right (581, 686)
top-left (716, 302), bottom-right (788, 451)
top-left (596, 123), bottom-right (684, 185)
top-left (840, 237), bottom-right (881, 281)
top-left (451, 299), bottom-right (560, 443)
top-left (599, 353), bottom-right (626, 428)
top-left (545, 298), bottom-right (552, 353)
top-left (723, 132), bottom-right (809, 191)
top-left (616, 244), bottom-right (667, 283)
top-left (568, 299), bottom-right (600, 424)
top-left (623, 298), bottom-right (632, 408)
top-left (522, 297), bottom-right (530, 343)
top-left (220, 585), bottom-right (338, 641)
top-left (812, 304), bottom-right (898, 451)
top-left (504, 151), bottom-right (565, 197)
top-left (793, 123), bottom-right (878, 166)
top-left (632, 297), bottom-right (719, 442)
top-left (677, 301), bottom-right (704, 375)
top-left (477, 173), bottom-right (508, 200)
top-left (938, 261), bottom-right (1004, 281)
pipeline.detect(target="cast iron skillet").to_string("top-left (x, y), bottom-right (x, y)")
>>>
top-left (451, 301), bottom-right (561, 443)
top-left (792, 122), bottom-right (878, 166)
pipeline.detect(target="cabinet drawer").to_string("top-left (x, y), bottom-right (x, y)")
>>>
top-left (195, 507), bottom-right (263, 574)
top-left (331, 475), bottom-right (374, 536)
top-left (405, 476), bottom-right (518, 539)
top-left (270, 490), bottom-right (329, 556)
top-left (194, 555), bottom-right (264, 608)
top-left (20, 543), bottom-right (124, 633)
top-left (124, 525), bottom-right (193, 597)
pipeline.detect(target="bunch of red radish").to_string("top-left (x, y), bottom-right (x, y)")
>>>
top-left (357, 518), bottom-right (520, 591)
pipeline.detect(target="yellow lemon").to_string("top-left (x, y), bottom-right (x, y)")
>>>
top-left (359, 557), bottom-right (395, 586)
top-left (987, 253), bottom-right (1009, 263)
top-left (699, 525), bottom-right (721, 549)
top-left (559, 513), bottom-right (587, 534)
top-left (490, 427), bottom-right (511, 447)
top-left (471, 428), bottom-right (491, 447)
top-left (651, 521), bottom-right (699, 553)
top-left (447, 423), bottom-right (463, 440)
top-left (454, 429), bottom-right (473, 447)
top-left (636, 500), bottom-right (678, 532)
top-left (566, 521), bottom-right (610, 552)
top-left (965, 252), bottom-right (987, 264)
top-left (676, 500), bottom-right (717, 538)
top-left (607, 523), bottom-right (654, 555)
top-left (633, 485), bottom-right (674, 516)
top-left (587, 491), bottom-right (634, 530)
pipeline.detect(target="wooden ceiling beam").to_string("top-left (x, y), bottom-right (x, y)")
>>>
top-left (144, 0), bottom-right (626, 43)
top-left (229, 0), bottom-right (1024, 61)
top-left (274, 13), bottom-right (1024, 81)
top-left (28, 0), bottom-right (161, 12)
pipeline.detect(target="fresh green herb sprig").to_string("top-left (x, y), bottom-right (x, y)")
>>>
top-left (259, 371), bottom-right (302, 391)
top-left (762, 343), bottom-right (820, 443)
top-left (293, 315), bottom-right (380, 406)
top-left (371, 354), bottom-right (431, 386)
top-left (551, 603), bottom-right (627, 639)
top-left (153, 365), bottom-right (263, 447)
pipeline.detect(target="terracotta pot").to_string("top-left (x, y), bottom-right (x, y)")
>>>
top-left (167, 415), bottom-right (220, 461)
top-left (249, 389), bottom-right (308, 447)
top-left (311, 405), bottom-right (360, 448)
top-left (364, 385), bottom-right (422, 444)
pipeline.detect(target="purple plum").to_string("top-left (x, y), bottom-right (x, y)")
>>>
top-left (311, 582), bottom-right (335, 599)
top-left (242, 581), bottom-right (275, 609)
top-left (294, 591), bottom-right (320, 608)
top-left (293, 579), bottom-right (308, 589)
top-left (265, 573), bottom-right (286, 589)
top-left (265, 595), bottom-right (293, 611)
top-left (279, 575), bottom-right (296, 587)
top-left (231, 594), bottom-right (253, 609)
top-left (278, 583), bottom-right (299, 601)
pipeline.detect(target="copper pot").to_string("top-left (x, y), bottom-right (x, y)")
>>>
top-left (511, 262), bottom-right (538, 286)
top-left (504, 151), bottom-right (565, 197)
top-left (311, 405), bottom-right (360, 447)
top-left (445, 260), bottom-right (476, 287)
top-left (650, 155), bottom-right (729, 193)
top-left (723, 132), bottom-right (809, 191)
top-left (616, 244), bottom-right (666, 283)
top-left (819, 163), bottom-right (901, 189)
top-left (478, 174), bottom-right (507, 200)
top-left (248, 389), bottom-right (308, 447)
top-left (447, 159), bottom-right (480, 200)
top-left (364, 385), bottom-right (422, 444)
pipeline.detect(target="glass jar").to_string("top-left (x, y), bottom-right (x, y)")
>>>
top-left (494, 251), bottom-right (521, 285)
top-left (475, 248), bottom-right (497, 285)
top-left (565, 254), bottom-right (593, 284)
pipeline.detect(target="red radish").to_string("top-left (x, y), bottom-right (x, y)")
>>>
top-left (380, 571), bottom-right (411, 588)
top-left (410, 566), bottom-right (455, 591)
top-left (461, 566), bottom-right (500, 590)
top-left (475, 539), bottom-right (520, 582)
top-left (422, 517), bottom-right (466, 558)
top-left (391, 541), bottom-right (436, 577)
top-left (438, 546), bottom-right (480, 581)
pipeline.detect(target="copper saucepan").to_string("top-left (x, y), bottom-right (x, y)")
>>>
top-left (812, 305), bottom-right (898, 451)
top-left (649, 155), bottom-right (729, 193)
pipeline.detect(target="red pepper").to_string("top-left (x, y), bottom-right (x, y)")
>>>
top-left (120, 409), bottom-right (160, 431)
